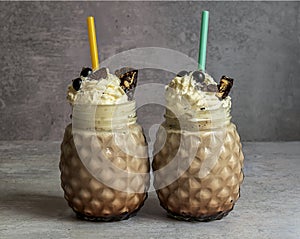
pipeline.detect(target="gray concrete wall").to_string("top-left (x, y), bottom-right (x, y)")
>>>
top-left (0, 2), bottom-right (299, 141)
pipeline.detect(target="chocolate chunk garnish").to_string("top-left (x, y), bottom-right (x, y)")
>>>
top-left (192, 70), bottom-right (205, 83)
top-left (177, 70), bottom-right (189, 77)
top-left (116, 69), bottom-right (138, 92)
top-left (115, 67), bottom-right (135, 78)
top-left (89, 67), bottom-right (108, 81)
top-left (115, 67), bottom-right (138, 100)
top-left (207, 84), bottom-right (218, 92)
top-left (216, 75), bottom-right (234, 100)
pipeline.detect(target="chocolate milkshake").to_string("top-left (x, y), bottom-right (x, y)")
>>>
top-left (60, 67), bottom-right (150, 221)
top-left (152, 70), bottom-right (244, 221)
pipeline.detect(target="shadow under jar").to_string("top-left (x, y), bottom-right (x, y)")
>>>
top-left (60, 101), bottom-right (150, 221)
top-left (152, 107), bottom-right (244, 222)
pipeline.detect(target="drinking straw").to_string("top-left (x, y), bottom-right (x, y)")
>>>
top-left (198, 11), bottom-right (209, 71)
top-left (87, 16), bottom-right (99, 70)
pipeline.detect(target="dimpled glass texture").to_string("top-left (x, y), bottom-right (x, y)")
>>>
top-left (153, 121), bottom-right (244, 222)
top-left (60, 102), bottom-right (150, 221)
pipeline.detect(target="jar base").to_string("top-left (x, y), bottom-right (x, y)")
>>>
top-left (73, 193), bottom-right (148, 222)
top-left (75, 210), bottom-right (137, 222)
top-left (165, 205), bottom-right (234, 222)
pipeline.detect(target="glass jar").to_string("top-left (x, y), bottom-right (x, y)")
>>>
top-left (60, 101), bottom-right (150, 221)
top-left (152, 107), bottom-right (244, 221)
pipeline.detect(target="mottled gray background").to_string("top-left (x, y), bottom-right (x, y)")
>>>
top-left (0, 1), bottom-right (299, 141)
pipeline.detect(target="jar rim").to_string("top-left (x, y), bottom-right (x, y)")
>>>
top-left (73, 99), bottom-right (136, 107)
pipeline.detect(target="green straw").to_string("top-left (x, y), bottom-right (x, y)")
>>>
top-left (198, 10), bottom-right (209, 71)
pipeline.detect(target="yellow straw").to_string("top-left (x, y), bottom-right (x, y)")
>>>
top-left (87, 16), bottom-right (99, 70)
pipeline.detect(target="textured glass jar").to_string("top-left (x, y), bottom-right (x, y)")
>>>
top-left (60, 101), bottom-right (150, 221)
top-left (152, 108), bottom-right (244, 221)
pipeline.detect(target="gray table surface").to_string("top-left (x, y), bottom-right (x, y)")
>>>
top-left (0, 141), bottom-right (299, 239)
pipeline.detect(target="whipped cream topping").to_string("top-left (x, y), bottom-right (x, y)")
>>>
top-left (67, 68), bottom-right (128, 105)
top-left (165, 72), bottom-right (231, 121)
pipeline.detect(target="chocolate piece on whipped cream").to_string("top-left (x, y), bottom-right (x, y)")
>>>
top-left (89, 67), bottom-right (108, 81)
top-left (207, 84), bottom-right (218, 92)
top-left (177, 70), bottom-right (189, 77)
top-left (216, 75), bottom-right (234, 100)
top-left (115, 67), bottom-right (138, 100)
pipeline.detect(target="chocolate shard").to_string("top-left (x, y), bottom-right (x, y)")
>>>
top-left (115, 67), bottom-right (135, 78)
top-left (115, 67), bottom-right (138, 100)
top-left (177, 70), bottom-right (189, 77)
top-left (207, 84), bottom-right (218, 92)
top-left (216, 75), bottom-right (234, 100)
top-left (89, 67), bottom-right (108, 81)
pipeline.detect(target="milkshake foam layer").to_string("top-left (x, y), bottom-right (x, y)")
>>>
top-left (67, 68), bottom-right (128, 105)
top-left (165, 72), bottom-right (231, 122)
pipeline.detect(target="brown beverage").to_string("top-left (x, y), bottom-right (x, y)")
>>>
top-left (152, 71), bottom-right (244, 221)
top-left (60, 68), bottom-right (149, 221)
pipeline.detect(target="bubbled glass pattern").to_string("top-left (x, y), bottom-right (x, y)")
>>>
top-left (153, 121), bottom-right (244, 221)
top-left (60, 102), bottom-right (150, 221)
